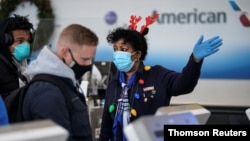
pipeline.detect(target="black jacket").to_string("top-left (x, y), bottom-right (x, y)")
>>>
top-left (0, 53), bottom-right (19, 95)
top-left (0, 18), bottom-right (20, 95)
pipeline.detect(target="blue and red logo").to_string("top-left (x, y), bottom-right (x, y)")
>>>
top-left (229, 0), bottom-right (250, 27)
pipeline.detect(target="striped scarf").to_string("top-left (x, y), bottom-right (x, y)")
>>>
top-left (112, 72), bottom-right (136, 141)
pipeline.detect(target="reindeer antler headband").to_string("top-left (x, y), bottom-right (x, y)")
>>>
top-left (129, 13), bottom-right (159, 34)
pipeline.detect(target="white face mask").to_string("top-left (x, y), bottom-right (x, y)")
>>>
top-left (112, 51), bottom-right (136, 72)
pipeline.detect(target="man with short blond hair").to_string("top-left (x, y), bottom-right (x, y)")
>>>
top-left (23, 24), bottom-right (98, 141)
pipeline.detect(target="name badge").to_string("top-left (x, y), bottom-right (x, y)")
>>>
top-left (143, 86), bottom-right (154, 92)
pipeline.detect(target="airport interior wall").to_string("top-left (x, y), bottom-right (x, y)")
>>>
top-left (8, 0), bottom-right (250, 126)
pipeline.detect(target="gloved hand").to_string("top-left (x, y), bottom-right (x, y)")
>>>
top-left (192, 35), bottom-right (223, 61)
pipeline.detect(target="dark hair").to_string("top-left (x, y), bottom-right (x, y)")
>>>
top-left (107, 27), bottom-right (148, 61)
top-left (5, 14), bottom-right (34, 34)
top-left (0, 14), bottom-right (34, 60)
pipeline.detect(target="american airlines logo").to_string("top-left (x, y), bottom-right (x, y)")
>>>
top-left (154, 9), bottom-right (227, 25)
top-left (229, 0), bottom-right (250, 27)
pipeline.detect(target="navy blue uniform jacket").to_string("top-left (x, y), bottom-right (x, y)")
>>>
top-left (23, 75), bottom-right (92, 141)
top-left (99, 55), bottom-right (202, 140)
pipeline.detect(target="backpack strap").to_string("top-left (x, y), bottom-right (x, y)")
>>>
top-left (31, 74), bottom-right (73, 120)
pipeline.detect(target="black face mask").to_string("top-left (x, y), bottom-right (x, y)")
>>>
top-left (69, 50), bottom-right (92, 80)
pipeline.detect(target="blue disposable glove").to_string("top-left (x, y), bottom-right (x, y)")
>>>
top-left (192, 35), bottom-right (223, 61)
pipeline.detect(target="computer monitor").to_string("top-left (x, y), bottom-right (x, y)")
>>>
top-left (124, 112), bottom-right (199, 141)
top-left (155, 104), bottom-right (211, 125)
top-left (84, 61), bottom-right (116, 97)
top-left (0, 119), bottom-right (69, 141)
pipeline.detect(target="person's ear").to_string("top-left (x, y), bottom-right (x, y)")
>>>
top-left (61, 46), bottom-right (69, 57)
top-left (134, 51), bottom-right (142, 61)
top-left (57, 46), bottom-right (69, 63)
top-left (136, 51), bottom-right (142, 58)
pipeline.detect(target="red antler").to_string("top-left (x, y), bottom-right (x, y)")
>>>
top-left (139, 14), bottom-right (159, 33)
top-left (129, 15), bottom-right (142, 30)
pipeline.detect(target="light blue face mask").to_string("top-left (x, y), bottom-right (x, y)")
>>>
top-left (13, 42), bottom-right (31, 61)
top-left (113, 51), bottom-right (136, 72)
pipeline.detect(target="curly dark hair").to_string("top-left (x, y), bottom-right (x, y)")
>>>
top-left (5, 14), bottom-right (34, 33)
top-left (0, 14), bottom-right (34, 60)
top-left (107, 27), bottom-right (148, 61)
